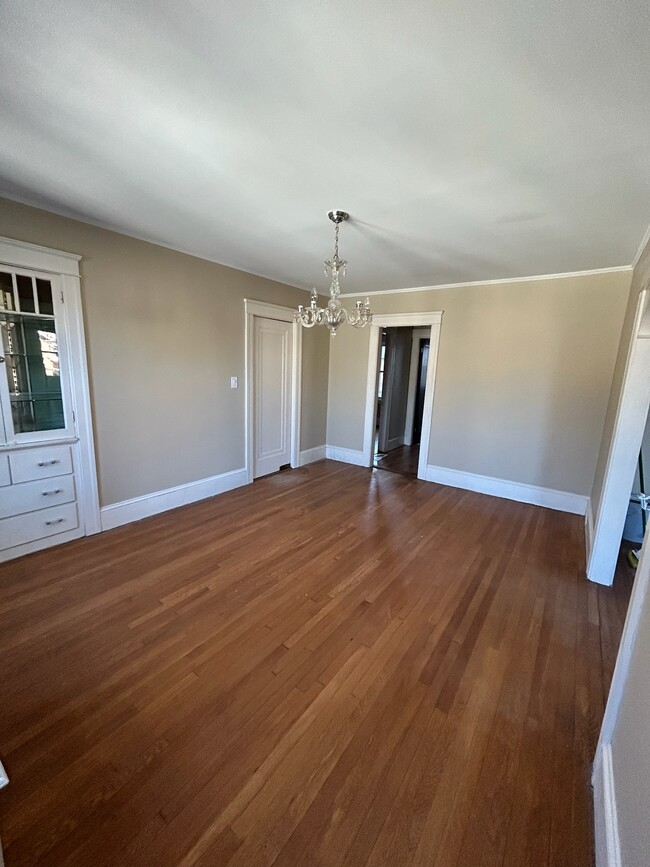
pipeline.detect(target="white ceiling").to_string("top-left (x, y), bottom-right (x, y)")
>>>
top-left (1, 0), bottom-right (649, 293)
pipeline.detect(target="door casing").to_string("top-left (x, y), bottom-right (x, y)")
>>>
top-left (363, 311), bottom-right (442, 481)
top-left (587, 289), bottom-right (650, 585)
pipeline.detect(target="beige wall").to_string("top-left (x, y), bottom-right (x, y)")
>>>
top-left (591, 238), bottom-right (650, 512)
top-left (328, 271), bottom-right (631, 495)
top-left (0, 192), bottom-right (633, 508)
top-left (0, 197), bottom-right (329, 506)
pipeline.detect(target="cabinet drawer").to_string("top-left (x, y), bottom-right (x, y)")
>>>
top-left (0, 454), bottom-right (9, 486)
top-left (0, 502), bottom-right (79, 549)
top-left (9, 445), bottom-right (73, 483)
top-left (0, 474), bottom-right (76, 520)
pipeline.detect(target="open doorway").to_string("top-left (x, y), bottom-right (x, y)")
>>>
top-left (588, 289), bottom-right (650, 585)
top-left (361, 311), bottom-right (442, 481)
top-left (373, 327), bottom-right (430, 477)
top-left (620, 409), bottom-right (650, 571)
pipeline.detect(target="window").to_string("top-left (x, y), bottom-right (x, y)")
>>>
top-left (0, 268), bottom-right (68, 439)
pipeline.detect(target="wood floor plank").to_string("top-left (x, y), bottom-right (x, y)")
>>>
top-left (0, 461), bottom-right (632, 867)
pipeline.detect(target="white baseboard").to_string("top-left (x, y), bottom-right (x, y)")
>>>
top-left (325, 446), bottom-right (368, 467)
top-left (424, 464), bottom-right (588, 515)
top-left (593, 744), bottom-right (622, 867)
top-left (386, 435), bottom-right (404, 451)
top-left (100, 467), bottom-right (248, 531)
top-left (299, 445), bottom-right (327, 466)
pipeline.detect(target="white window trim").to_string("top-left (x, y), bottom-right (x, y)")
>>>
top-left (244, 299), bottom-right (302, 485)
top-left (0, 235), bottom-right (101, 536)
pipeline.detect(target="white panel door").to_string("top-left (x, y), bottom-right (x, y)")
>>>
top-left (253, 316), bottom-right (292, 479)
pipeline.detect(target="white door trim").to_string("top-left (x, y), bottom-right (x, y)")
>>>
top-left (592, 531), bottom-right (650, 867)
top-left (594, 532), bottom-right (650, 776)
top-left (593, 743), bottom-right (622, 867)
top-left (244, 299), bottom-right (302, 484)
top-left (587, 289), bottom-right (650, 585)
top-left (362, 311), bottom-right (443, 480)
top-left (0, 235), bottom-right (101, 536)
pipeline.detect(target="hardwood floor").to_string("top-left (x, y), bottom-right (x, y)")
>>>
top-left (374, 444), bottom-right (420, 477)
top-left (0, 461), bottom-right (633, 866)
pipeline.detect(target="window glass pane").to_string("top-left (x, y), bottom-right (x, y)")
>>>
top-left (0, 272), bottom-right (14, 311)
top-left (36, 278), bottom-right (54, 315)
top-left (16, 274), bottom-right (35, 313)
top-left (0, 312), bottom-right (65, 433)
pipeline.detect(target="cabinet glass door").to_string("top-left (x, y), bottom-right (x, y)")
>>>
top-left (0, 267), bottom-right (74, 443)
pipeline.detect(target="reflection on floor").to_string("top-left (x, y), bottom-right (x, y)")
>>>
top-left (374, 444), bottom-right (420, 477)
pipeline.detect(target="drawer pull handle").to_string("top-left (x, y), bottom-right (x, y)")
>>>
top-left (45, 518), bottom-right (64, 525)
top-left (42, 489), bottom-right (62, 496)
top-left (37, 459), bottom-right (59, 467)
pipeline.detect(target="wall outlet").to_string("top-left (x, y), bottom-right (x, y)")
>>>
top-left (230, 376), bottom-right (238, 389)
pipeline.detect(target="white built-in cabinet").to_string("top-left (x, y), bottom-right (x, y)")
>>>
top-left (0, 236), bottom-right (99, 562)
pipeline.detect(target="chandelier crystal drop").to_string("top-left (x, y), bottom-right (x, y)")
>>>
top-left (295, 210), bottom-right (372, 337)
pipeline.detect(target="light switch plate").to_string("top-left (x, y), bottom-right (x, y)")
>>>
top-left (230, 377), bottom-right (238, 389)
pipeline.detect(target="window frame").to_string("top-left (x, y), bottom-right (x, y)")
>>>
top-left (0, 264), bottom-right (76, 444)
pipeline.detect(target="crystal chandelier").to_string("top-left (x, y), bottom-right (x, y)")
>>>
top-left (295, 210), bottom-right (372, 336)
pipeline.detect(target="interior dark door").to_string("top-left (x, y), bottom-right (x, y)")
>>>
top-left (412, 339), bottom-right (430, 445)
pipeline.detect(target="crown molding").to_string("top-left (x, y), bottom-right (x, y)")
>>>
top-left (1, 191), bottom-right (642, 297)
top-left (343, 265), bottom-right (633, 298)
